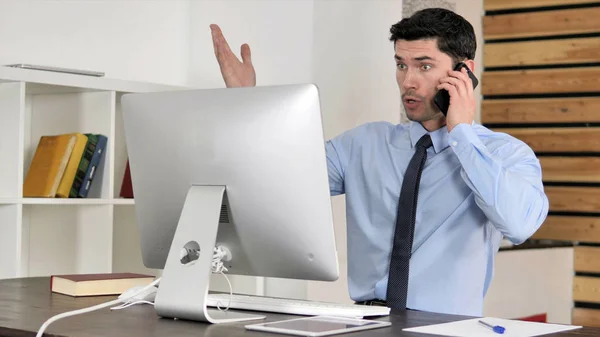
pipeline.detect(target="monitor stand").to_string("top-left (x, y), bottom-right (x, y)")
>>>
top-left (153, 185), bottom-right (266, 323)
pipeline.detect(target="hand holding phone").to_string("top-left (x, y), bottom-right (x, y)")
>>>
top-left (433, 62), bottom-right (478, 116)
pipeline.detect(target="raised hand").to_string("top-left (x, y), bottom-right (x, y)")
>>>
top-left (437, 66), bottom-right (476, 132)
top-left (210, 24), bottom-right (256, 88)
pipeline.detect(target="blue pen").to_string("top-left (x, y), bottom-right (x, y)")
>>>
top-left (478, 320), bottom-right (505, 334)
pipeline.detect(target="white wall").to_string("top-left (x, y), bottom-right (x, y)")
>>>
top-left (189, 0), bottom-right (315, 89)
top-left (484, 248), bottom-right (574, 324)
top-left (0, 0), bottom-right (190, 86)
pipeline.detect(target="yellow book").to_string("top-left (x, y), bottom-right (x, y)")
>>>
top-left (23, 134), bottom-right (77, 197)
top-left (56, 133), bottom-right (89, 198)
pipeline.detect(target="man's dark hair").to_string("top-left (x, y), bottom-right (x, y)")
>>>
top-left (389, 8), bottom-right (476, 63)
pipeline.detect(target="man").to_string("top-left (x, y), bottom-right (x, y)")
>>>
top-left (209, 8), bottom-right (549, 316)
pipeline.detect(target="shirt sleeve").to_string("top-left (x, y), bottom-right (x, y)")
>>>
top-left (448, 123), bottom-right (550, 245)
top-left (325, 129), bottom-right (357, 196)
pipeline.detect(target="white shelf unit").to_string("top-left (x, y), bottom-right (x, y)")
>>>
top-left (0, 66), bottom-right (185, 279)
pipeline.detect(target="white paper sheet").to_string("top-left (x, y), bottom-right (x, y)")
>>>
top-left (403, 317), bottom-right (581, 337)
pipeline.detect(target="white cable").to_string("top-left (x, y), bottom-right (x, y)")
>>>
top-left (212, 246), bottom-right (233, 311)
top-left (36, 277), bottom-right (160, 337)
top-left (216, 271), bottom-right (233, 311)
top-left (108, 246), bottom-right (233, 312)
top-left (109, 247), bottom-right (234, 312)
top-left (37, 246), bottom-right (233, 335)
top-left (110, 300), bottom-right (155, 310)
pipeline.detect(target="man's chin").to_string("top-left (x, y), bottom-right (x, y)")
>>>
top-left (405, 110), bottom-right (443, 122)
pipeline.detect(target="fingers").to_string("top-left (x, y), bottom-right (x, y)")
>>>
top-left (438, 68), bottom-right (473, 99)
top-left (437, 83), bottom-right (458, 98)
top-left (438, 76), bottom-right (466, 97)
top-left (211, 25), bottom-right (220, 58)
top-left (449, 68), bottom-right (474, 98)
top-left (210, 24), bottom-right (234, 59)
top-left (241, 44), bottom-right (252, 64)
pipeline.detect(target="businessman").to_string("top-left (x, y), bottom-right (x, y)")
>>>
top-left (209, 8), bottom-right (549, 316)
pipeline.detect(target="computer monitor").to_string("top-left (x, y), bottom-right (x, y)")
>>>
top-left (121, 84), bottom-right (339, 324)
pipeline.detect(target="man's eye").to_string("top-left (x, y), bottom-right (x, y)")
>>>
top-left (396, 64), bottom-right (407, 70)
top-left (421, 64), bottom-right (432, 70)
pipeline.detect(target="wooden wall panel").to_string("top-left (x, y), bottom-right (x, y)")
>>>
top-left (491, 127), bottom-right (600, 152)
top-left (539, 157), bottom-right (600, 183)
top-left (546, 186), bottom-right (600, 213)
top-left (573, 308), bottom-right (600, 327)
top-left (532, 215), bottom-right (600, 242)
top-left (575, 246), bottom-right (600, 273)
top-left (482, 67), bottom-right (600, 96)
top-left (574, 276), bottom-right (600, 303)
top-left (484, 0), bottom-right (600, 325)
top-left (481, 98), bottom-right (600, 124)
top-left (485, 0), bottom-right (600, 11)
top-left (483, 7), bottom-right (600, 40)
top-left (484, 37), bottom-right (600, 67)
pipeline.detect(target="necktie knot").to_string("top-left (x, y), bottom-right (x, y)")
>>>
top-left (416, 134), bottom-right (433, 149)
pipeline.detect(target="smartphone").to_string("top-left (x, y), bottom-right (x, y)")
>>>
top-left (433, 62), bottom-right (478, 116)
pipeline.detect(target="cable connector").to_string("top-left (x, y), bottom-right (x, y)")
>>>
top-left (212, 245), bottom-right (231, 273)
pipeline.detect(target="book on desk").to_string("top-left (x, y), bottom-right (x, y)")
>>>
top-left (50, 272), bottom-right (154, 297)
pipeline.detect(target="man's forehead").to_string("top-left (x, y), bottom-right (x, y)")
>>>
top-left (394, 39), bottom-right (444, 59)
top-left (395, 39), bottom-right (439, 52)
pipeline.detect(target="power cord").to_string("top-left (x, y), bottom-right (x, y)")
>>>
top-left (35, 277), bottom-right (161, 337)
top-left (110, 299), bottom-right (154, 310)
top-left (212, 245), bottom-right (233, 311)
top-left (36, 245), bottom-right (234, 336)
top-left (111, 245), bottom-right (233, 311)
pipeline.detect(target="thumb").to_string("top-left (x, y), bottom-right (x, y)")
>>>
top-left (241, 43), bottom-right (252, 64)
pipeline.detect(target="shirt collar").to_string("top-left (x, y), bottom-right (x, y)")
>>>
top-left (409, 121), bottom-right (449, 154)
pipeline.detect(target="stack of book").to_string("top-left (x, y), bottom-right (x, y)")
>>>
top-left (23, 133), bottom-right (108, 198)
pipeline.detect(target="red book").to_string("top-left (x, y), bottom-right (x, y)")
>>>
top-left (119, 160), bottom-right (133, 198)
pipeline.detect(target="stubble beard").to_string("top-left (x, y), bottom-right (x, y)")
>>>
top-left (403, 100), bottom-right (442, 123)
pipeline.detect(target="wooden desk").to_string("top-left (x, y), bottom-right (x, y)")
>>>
top-left (0, 277), bottom-right (598, 337)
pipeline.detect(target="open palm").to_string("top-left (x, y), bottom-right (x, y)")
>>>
top-left (210, 24), bottom-right (256, 88)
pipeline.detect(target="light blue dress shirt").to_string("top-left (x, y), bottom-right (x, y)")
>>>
top-left (325, 121), bottom-right (549, 316)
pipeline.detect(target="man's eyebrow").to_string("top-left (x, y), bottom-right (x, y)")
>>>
top-left (394, 55), bottom-right (436, 61)
top-left (415, 56), bottom-right (435, 61)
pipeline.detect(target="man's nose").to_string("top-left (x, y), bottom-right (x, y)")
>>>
top-left (402, 70), bottom-right (418, 91)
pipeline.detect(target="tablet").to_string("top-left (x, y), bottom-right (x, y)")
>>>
top-left (245, 315), bottom-right (392, 336)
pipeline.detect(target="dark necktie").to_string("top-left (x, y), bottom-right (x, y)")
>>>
top-left (386, 134), bottom-right (433, 309)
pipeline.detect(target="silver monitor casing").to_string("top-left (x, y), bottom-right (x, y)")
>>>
top-left (121, 84), bottom-right (339, 323)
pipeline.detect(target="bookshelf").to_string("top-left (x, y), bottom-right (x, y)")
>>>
top-left (0, 66), bottom-right (186, 279)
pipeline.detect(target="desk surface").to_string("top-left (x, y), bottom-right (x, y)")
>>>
top-left (0, 277), bottom-right (598, 337)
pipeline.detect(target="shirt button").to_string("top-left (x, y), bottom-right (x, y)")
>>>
top-left (451, 141), bottom-right (458, 147)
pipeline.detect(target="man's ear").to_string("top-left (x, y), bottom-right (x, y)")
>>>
top-left (464, 59), bottom-right (475, 73)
